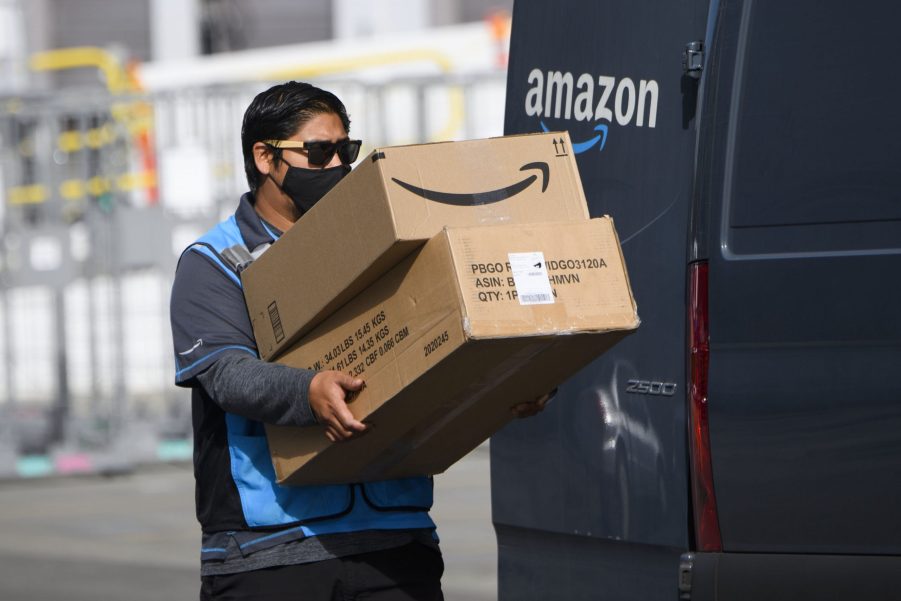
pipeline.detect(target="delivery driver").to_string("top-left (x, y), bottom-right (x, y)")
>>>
top-left (170, 81), bottom-right (551, 600)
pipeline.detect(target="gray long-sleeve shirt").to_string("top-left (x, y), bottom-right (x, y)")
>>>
top-left (196, 352), bottom-right (317, 427)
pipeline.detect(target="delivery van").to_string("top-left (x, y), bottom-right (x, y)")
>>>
top-left (490, 1), bottom-right (901, 599)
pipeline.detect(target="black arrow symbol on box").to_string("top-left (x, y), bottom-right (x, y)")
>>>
top-left (391, 162), bottom-right (549, 206)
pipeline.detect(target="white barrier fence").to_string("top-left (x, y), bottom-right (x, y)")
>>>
top-left (0, 72), bottom-right (506, 477)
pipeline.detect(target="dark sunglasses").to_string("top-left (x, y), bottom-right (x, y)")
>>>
top-left (263, 138), bottom-right (362, 167)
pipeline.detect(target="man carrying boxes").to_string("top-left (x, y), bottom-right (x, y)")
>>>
top-left (170, 82), bottom-right (565, 601)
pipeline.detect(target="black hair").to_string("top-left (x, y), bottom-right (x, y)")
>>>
top-left (240, 81), bottom-right (351, 193)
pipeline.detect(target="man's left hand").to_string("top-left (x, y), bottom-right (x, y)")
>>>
top-left (511, 389), bottom-right (557, 418)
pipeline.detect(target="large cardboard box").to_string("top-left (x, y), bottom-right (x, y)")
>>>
top-left (242, 132), bottom-right (590, 361)
top-left (266, 218), bottom-right (639, 486)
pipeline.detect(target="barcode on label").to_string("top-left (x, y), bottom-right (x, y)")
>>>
top-left (521, 293), bottom-right (553, 303)
top-left (508, 251), bottom-right (555, 306)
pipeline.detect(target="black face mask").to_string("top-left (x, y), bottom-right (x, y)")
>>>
top-left (275, 164), bottom-right (351, 215)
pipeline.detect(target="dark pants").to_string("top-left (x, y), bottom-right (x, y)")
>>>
top-left (200, 542), bottom-right (444, 601)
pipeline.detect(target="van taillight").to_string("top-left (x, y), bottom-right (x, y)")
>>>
top-left (688, 260), bottom-right (722, 551)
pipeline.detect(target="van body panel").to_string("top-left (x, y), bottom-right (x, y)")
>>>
top-left (495, 0), bottom-right (901, 598)
top-left (492, 0), bottom-right (708, 597)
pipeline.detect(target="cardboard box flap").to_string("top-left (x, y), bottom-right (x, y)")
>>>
top-left (273, 237), bottom-right (468, 420)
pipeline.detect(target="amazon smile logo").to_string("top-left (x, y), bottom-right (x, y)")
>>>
top-left (391, 162), bottom-right (549, 206)
top-left (540, 121), bottom-right (608, 152)
top-left (524, 68), bottom-right (659, 154)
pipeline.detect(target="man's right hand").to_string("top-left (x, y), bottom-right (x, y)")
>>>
top-left (308, 371), bottom-right (367, 442)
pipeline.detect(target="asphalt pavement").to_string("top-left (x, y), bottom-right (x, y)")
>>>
top-left (0, 444), bottom-right (496, 601)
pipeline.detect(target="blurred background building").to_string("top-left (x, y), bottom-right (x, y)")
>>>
top-left (0, 0), bottom-right (511, 478)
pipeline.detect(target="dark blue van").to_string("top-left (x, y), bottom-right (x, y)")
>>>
top-left (491, 1), bottom-right (901, 599)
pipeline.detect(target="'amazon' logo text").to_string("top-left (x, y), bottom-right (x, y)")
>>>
top-left (392, 162), bottom-right (549, 206)
top-left (524, 68), bottom-right (659, 154)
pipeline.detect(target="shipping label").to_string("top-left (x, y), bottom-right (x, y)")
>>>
top-left (508, 251), bottom-right (555, 305)
top-left (468, 254), bottom-right (609, 303)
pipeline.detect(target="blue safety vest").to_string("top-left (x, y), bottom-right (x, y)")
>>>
top-left (185, 214), bottom-right (434, 535)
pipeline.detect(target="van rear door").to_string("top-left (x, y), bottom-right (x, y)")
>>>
top-left (700, 0), bottom-right (901, 556)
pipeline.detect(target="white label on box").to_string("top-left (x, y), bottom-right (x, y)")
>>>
top-left (508, 251), bottom-right (555, 305)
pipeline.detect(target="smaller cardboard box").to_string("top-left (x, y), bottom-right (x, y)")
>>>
top-left (242, 132), bottom-right (590, 361)
top-left (266, 217), bottom-right (639, 486)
